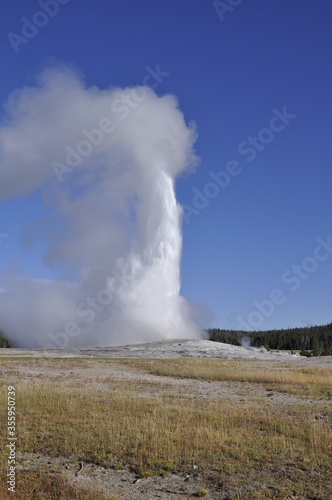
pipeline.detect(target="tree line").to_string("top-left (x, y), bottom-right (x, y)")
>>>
top-left (208, 322), bottom-right (332, 356)
top-left (0, 330), bottom-right (11, 347)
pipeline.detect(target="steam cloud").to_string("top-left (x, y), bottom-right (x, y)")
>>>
top-left (0, 65), bottom-right (202, 347)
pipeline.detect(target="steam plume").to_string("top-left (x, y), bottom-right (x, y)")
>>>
top-left (0, 66), bottom-right (201, 347)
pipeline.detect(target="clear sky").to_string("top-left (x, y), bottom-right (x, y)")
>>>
top-left (0, 0), bottom-right (331, 332)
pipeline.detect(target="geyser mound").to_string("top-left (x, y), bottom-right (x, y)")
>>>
top-left (0, 65), bottom-right (201, 347)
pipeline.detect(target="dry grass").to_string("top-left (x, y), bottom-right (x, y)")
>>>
top-left (1, 386), bottom-right (332, 498)
top-left (120, 358), bottom-right (332, 397)
top-left (0, 468), bottom-right (105, 500)
top-left (1, 368), bottom-right (332, 498)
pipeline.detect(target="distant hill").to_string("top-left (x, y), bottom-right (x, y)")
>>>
top-left (208, 323), bottom-right (332, 356)
top-left (0, 330), bottom-right (11, 347)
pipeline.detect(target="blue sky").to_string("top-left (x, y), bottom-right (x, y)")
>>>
top-left (0, 0), bottom-right (331, 332)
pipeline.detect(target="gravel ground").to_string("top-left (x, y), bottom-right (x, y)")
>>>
top-left (15, 452), bottom-right (218, 500)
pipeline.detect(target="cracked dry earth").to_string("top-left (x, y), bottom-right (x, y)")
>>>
top-left (1, 343), bottom-right (332, 499)
top-left (14, 452), bottom-right (213, 500)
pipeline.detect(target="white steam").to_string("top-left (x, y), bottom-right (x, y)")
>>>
top-left (0, 66), bottom-right (201, 347)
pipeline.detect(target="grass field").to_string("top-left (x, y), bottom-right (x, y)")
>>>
top-left (120, 358), bottom-right (332, 397)
top-left (0, 357), bottom-right (331, 498)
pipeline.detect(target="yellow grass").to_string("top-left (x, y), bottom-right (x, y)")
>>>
top-left (120, 358), bottom-right (332, 397)
top-left (0, 469), bottom-right (101, 500)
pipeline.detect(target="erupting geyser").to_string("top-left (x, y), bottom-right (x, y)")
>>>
top-left (0, 65), bottom-right (201, 347)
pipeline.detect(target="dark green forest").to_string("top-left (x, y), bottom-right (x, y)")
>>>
top-left (0, 330), bottom-right (11, 347)
top-left (208, 323), bottom-right (332, 356)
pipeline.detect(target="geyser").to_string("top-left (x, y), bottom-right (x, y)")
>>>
top-left (0, 65), bottom-right (201, 347)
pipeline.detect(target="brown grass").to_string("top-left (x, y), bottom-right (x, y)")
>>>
top-left (0, 358), bottom-right (332, 498)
